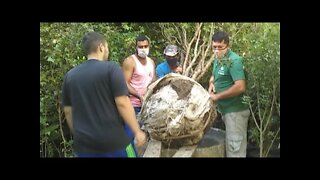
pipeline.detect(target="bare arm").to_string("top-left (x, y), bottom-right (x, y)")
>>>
top-left (174, 66), bottom-right (183, 74)
top-left (115, 95), bottom-right (146, 147)
top-left (210, 79), bottom-right (246, 101)
top-left (208, 75), bottom-right (215, 93)
top-left (150, 58), bottom-right (157, 83)
top-left (63, 106), bottom-right (73, 134)
top-left (122, 57), bottom-right (142, 99)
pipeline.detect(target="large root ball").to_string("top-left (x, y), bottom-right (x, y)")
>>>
top-left (139, 73), bottom-right (217, 148)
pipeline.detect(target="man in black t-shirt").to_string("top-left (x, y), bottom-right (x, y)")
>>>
top-left (61, 32), bottom-right (146, 157)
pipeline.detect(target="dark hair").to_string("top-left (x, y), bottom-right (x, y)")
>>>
top-left (82, 32), bottom-right (106, 55)
top-left (212, 31), bottom-right (229, 45)
top-left (135, 35), bottom-right (149, 46)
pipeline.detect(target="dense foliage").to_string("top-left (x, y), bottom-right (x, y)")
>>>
top-left (40, 23), bottom-right (280, 157)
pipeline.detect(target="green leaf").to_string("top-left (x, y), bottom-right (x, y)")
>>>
top-left (47, 56), bottom-right (54, 62)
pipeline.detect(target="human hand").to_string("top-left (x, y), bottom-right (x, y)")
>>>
top-left (210, 92), bottom-right (219, 101)
top-left (175, 66), bottom-right (183, 74)
top-left (134, 130), bottom-right (146, 147)
top-left (208, 82), bottom-right (216, 94)
top-left (139, 94), bottom-right (144, 104)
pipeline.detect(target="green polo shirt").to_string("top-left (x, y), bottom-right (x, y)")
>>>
top-left (212, 50), bottom-right (248, 114)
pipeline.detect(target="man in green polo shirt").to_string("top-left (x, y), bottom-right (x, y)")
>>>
top-left (208, 31), bottom-right (250, 157)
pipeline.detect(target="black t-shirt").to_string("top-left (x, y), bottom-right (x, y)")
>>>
top-left (62, 59), bottom-right (130, 153)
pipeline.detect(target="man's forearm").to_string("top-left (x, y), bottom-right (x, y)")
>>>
top-left (115, 96), bottom-right (140, 135)
top-left (215, 80), bottom-right (246, 100)
top-left (63, 106), bottom-right (73, 133)
top-left (209, 76), bottom-right (214, 83)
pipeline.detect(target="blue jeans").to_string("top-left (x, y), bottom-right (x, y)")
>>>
top-left (133, 107), bottom-right (141, 116)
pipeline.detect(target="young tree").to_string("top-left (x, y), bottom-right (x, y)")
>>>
top-left (159, 23), bottom-right (215, 81)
